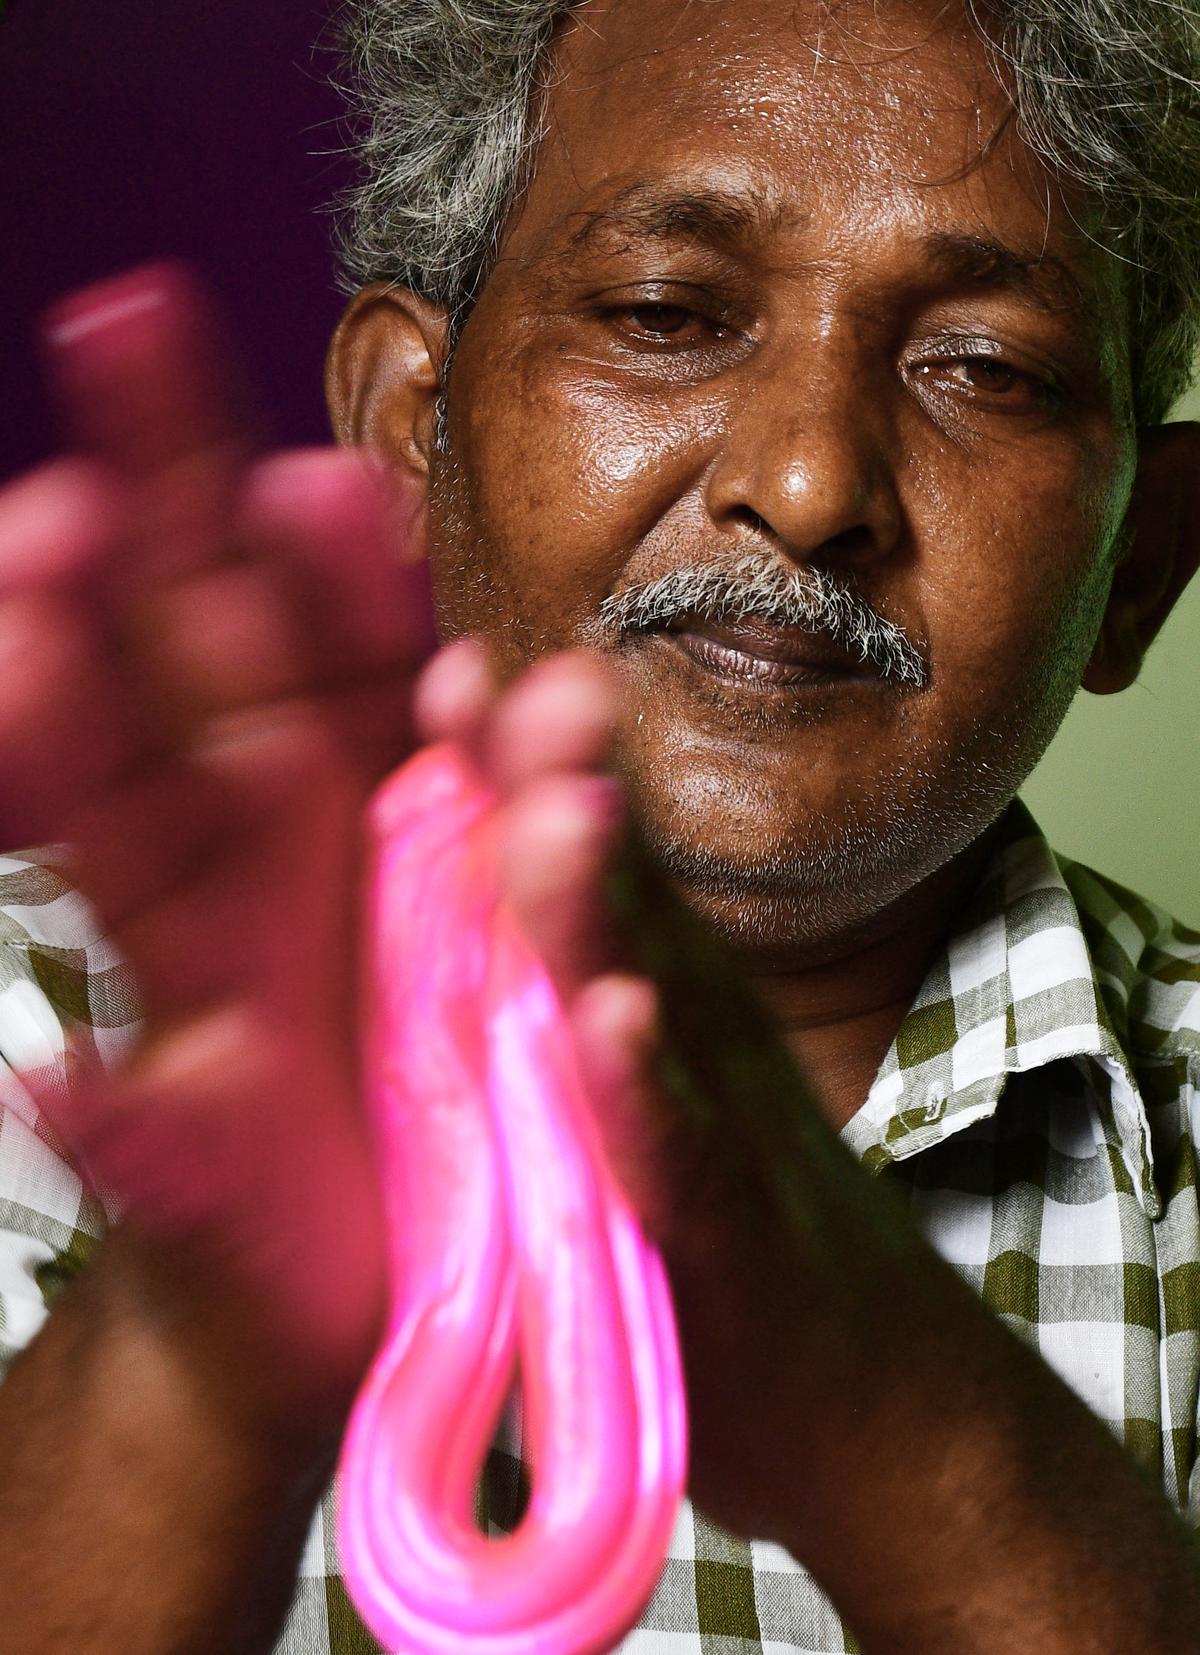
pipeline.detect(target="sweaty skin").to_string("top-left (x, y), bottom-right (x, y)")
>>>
top-left (330, 0), bottom-right (1189, 1129)
top-left (0, 0), bottom-right (1197, 1651)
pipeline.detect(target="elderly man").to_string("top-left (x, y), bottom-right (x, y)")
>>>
top-left (0, 0), bottom-right (1198, 1649)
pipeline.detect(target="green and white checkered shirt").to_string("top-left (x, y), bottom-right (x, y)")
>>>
top-left (0, 800), bottom-right (1197, 1655)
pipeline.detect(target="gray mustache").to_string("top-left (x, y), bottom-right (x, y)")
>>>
top-left (597, 556), bottom-right (929, 688)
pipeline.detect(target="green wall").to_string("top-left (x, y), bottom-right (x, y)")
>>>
top-left (1020, 382), bottom-right (1200, 928)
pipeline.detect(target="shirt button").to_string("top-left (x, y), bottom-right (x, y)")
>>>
top-left (923, 1083), bottom-right (947, 1123)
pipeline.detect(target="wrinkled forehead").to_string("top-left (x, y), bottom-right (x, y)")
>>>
top-left (550, 0), bottom-right (1000, 140)
top-left (498, 0), bottom-right (1123, 328)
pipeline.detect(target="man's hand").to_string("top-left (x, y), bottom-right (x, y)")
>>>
top-left (0, 268), bottom-right (632, 1655)
top-left (0, 265), bottom-right (450, 1428)
top-left (492, 682), bottom-right (1200, 1653)
top-left (490, 658), bottom-right (871, 1538)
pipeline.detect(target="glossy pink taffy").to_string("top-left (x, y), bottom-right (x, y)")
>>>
top-left (337, 743), bottom-right (688, 1655)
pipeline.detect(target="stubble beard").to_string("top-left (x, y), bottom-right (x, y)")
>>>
top-left (427, 440), bottom-right (1112, 958)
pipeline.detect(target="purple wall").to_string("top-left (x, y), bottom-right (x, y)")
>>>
top-left (1, 1), bottom-right (353, 480)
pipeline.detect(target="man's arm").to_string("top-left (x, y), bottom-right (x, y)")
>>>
top-left (0, 1231), bottom-right (335, 1655)
top-left (0, 267), bottom-right (424, 1650)
top-left (672, 1127), bottom-right (1200, 1653)
top-left (0, 266), bottom-right (643, 1650)
top-left (497, 789), bottom-right (1200, 1653)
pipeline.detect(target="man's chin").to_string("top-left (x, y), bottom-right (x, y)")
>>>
top-left (639, 827), bottom-right (896, 957)
top-left (635, 789), bottom-right (1008, 962)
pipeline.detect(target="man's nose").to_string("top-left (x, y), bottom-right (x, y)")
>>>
top-left (703, 346), bottom-right (903, 568)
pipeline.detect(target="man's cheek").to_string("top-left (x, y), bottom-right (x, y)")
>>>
top-left (493, 362), bottom-right (714, 538)
top-left (921, 532), bottom-right (1088, 667)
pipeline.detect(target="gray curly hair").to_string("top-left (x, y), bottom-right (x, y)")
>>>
top-left (331, 0), bottom-right (1200, 424)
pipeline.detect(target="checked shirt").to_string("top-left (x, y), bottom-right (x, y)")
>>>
top-left (0, 799), bottom-right (1197, 1654)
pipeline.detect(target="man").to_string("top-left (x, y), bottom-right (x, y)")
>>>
top-left (0, 0), bottom-right (1198, 1649)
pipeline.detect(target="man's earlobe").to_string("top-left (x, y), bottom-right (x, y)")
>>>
top-left (1083, 420), bottom-right (1200, 694)
top-left (325, 285), bottom-right (451, 476)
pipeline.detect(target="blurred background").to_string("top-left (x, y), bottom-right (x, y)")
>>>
top-left (0, 0), bottom-right (347, 470)
top-left (1, 0), bottom-right (1196, 924)
top-left (1022, 386), bottom-right (1200, 926)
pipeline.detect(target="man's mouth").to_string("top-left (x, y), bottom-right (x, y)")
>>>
top-left (650, 616), bottom-right (875, 687)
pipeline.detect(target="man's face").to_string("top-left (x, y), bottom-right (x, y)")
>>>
top-left (426, 0), bottom-right (1137, 951)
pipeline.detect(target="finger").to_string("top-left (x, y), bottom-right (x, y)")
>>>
top-left (33, 1058), bottom-right (247, 1245)
top-left (412, 638), bottom-right (498, 756)
top-left (0, 460), bottom-right (123, 594)
top-left (129, 562), bottom-right (307, 723)
top-left (42, 265), bottom-right (247, 593)
top-left (238, 448), bottom-right (438, 676)
top-left (42, 262), bottom-right (246, 480)
top-left (295, 670), bottom-right (422, 784)
top-left (107, 705), bottom-right (360, 1021)
top-left (569, 972), bottom-right (678, 1241)
top-left (36, 1008), bottom-right (388, 1394)
top-left (0, 459), bottom-right (152, 845)
top-left (61, 760), bottom-right (239, 940)
top-left (0, 590), bottom-right (145, 848)
top-left (37, 1007), bottom-right (296, 1244)
top-left (67, 655), bottom-right (421, 945)
top-left (499, 770), bottom-right (626, 1000)
top-left (485, 650), bottom-right (619, 794)
top-left (90, 448), bottom-right (434, 741)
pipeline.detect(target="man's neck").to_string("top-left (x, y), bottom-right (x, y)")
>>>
top-left (747, 828), bottom-right (1002, 1134)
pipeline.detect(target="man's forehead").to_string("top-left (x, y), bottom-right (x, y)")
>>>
top-left (548, 0), bottom-right (999, 122)
top-left (527, 0), bottom-right (1014, 230)
top-left (491, 0), bottom-right (1123, 331)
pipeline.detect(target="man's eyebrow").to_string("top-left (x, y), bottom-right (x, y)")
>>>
top-left (559, 184), bottom-right (804, 256)
top-left (548, 190), bottom-right (1103, 327)
top-left (920, 231), bottom-right (1095, 318)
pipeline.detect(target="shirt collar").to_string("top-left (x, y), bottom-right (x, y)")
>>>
top-left (840, 801), bottom-right (1160, 1218)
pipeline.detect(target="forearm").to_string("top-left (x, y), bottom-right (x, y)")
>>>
top-left (0, 1231), bottom-right (333, 1655)
top-left (795, 1242), bottom-right (1198, 1649)
top-left (631, 892), bottom-right (1200, 1650)
top-left (680, 1139), bottom-right (1200, 1653)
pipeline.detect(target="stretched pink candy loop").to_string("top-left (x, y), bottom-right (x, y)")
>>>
top-left (337, 743), bottom-right (688, 1655)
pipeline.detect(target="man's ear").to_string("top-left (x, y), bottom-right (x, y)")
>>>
top-left (1083, 420), bottom-right (1200, 694)
top-left (325, 284), bottom-right (451, 477)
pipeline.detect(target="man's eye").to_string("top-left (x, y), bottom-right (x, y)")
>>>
top-left (614, 303), bottom-right (721, 344)
top-left (946, 358), bottom-right (1024, 393)
top-left (916, 356), bottom-right (1055, 407)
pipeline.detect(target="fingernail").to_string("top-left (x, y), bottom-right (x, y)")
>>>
top-left (43, 262), bottom-right (191, 350)
top-left (523, 775), bottom-right (625, 848)
top-left (45, 284), bottom-right (168, 351)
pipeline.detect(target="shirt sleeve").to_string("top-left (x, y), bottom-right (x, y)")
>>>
top-left (0, 850), bottom-right (140, 1377)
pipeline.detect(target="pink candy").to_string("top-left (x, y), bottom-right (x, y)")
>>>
top-left (337, 744), bottom-right (688, 1655)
